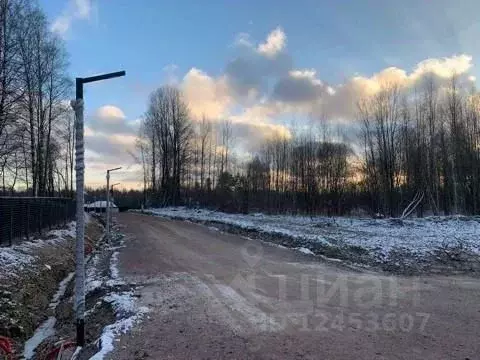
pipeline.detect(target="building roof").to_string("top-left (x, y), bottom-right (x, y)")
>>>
top-left (84, 200), bottom-right (117, 208)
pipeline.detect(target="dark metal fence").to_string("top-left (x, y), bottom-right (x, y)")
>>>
top-left (0, 197), bottom-right (75, 246)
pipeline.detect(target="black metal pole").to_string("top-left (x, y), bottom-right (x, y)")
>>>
top-left (76, 78), bottom-right (83, 101)
top-left (82, 71), bottom-right (126, 84)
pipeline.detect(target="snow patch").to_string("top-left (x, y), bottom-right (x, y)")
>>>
top-left (86, 252), bottom-right (105, 294)
top-left (86, 279), bottom-right (103, 294)
top-left (87, 231), bottom-right (149, 359)
top-left (22, 268), bottom-right (76, 359)
top-left (106, 248), bottom-right (125, 288)
top-left (22, 317), bottom-right (56, 359)
top-left (89, 292), bottom-right (149, 360)
top-left (142, 207), bottom-right (480, 262)
top-left (85, 201), bottom-right (118, 209)
top-left (0, 221), bottom-right (76, 278)
top-left (110, 251), bottom-right (120, 279)
top-left (49, 271), bottom-right (74, 309)
top-left (297, 247), bottom-right (315, 255)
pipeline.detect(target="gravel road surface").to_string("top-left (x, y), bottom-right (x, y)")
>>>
top-left (108, 213), bottom-right (480, 359)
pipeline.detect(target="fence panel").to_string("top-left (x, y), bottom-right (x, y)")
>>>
top-left (0, 197), bottom-right (75, 246)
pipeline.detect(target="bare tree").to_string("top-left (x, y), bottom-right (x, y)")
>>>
top-left (199, 116), bottom-right (211, 190)
top-left (221, 119), bottom-right (232, 174)
top-left (143, 85), bottom-right (192, 205)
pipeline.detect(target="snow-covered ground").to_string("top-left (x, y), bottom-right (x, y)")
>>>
top-left (89, 291), bottom-right (149, 360)
top-left (86, 230), bottom-right (149, 360)
top-left (0, 222), bottom-right (76, 280)
top-left (144, 207), bottom-right (480, 261)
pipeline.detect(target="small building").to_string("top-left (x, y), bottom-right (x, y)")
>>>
top-left (84, 200), bottom-right (119, 213)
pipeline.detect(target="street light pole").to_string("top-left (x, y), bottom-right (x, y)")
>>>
top-left (71, 70), bottom-right (125, 347)
top-left (111, 183), bottom-right (120, 193)
top-left (106, 168), bottom-right (121, 241)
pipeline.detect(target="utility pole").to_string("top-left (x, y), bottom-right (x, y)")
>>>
top-left (106, 169), bottom-right (121, 241)
top-left (111, 183), bottom-right (120, 195)
top-left (71, 70), bottom-right (125, 347)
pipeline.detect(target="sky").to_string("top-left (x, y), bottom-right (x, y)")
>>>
top-left (40, 0), bottom-right (480, 189)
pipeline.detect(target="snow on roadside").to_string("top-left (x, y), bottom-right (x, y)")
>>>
top-left (90, 292), bottom-right (149, 360)
top-left (87, 232), bottom-right (149, 360)
top-left (143, 207), bottom-right (480, 260)
top-left (106, 248), bottom-right (124, 287)
top-left (86, 249), bottom-right (104, 294)
top-left (0, 221), bottom-right (76, 278)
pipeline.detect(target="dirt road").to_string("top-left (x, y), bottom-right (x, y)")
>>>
top-left (109, 213), bottom-right (480, 359)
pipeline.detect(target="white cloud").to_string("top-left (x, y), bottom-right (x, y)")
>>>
top-left (51, 0), bottom-right (93, 36)
top-left (85, 105), bottom-right (142, 187)
top-left (96, 105), bottom-right (126, 120)
top-left (273, 68), bottom-right (326, 104)
top-left (341, 55), bottom-right (473, 99)
top-left (233, 27), bottom-right (286, 57)
top-left (326, 86), bottom-right (336, 95)
top-left (109, 134), bottom-right (138, 146)
top-left (178, 28), bottom-right (476, 153)
top-left (319, 54), bottom-right (475, 119)
top-left (411, 55), bottom-right (473, 80)
top-left (226, 104), bottom-right (292, 151)
top-left (229, 104), bottom-right (279, 124)
top-left (182, 68), bottom-right (231, 120)
top-left (289, 69), bottom-right (322, 85)
top-left (230, 120), bottom-right (292, 152)
top-left (226, 35), bottom-right (292, 98)
top-left (257, 27), bottom-right (286, 57)
top-left (88, 105), bottom-right (137, 136)
top-left (268, 53), bottom-right (475, 124)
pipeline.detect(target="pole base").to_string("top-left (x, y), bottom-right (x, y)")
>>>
top-left (76, 319), bottom-right (85, 346)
